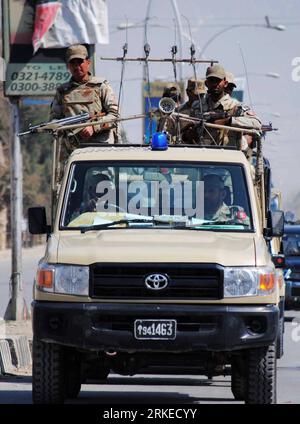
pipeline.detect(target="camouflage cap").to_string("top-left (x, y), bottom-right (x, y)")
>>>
top-left (186, 78), bottom-right (206, 94)
top-left (205, 65), bottom-right (226, 80)
top-left (162, 83), bottom-right (181, 96)
top-left (66, 44), bottom-right (88, 63)
top-left (225, 71), bottom-right (237, 87)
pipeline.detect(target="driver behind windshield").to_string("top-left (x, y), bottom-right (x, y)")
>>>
top-left (203, 174), bottom-right (249, 225)
top-left (82, 173), bottom-right (115, 212)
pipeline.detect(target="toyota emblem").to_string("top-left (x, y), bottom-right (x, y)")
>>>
top-left (145, 274), bottom-right (169, 290)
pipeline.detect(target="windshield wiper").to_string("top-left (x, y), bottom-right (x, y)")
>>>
top-left (199, 220), bottom-right (250, 227)
top-left (80, 218), bottom-right (154, 233)
top-left (80, 217), bottom-right (249, 233)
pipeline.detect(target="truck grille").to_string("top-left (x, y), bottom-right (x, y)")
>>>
top-left (90, 263), bottom-right (223, 300)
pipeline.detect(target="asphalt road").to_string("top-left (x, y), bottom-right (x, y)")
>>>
top-left (0, 245), bottom-right (45, 318)
top-left (0, 312), bottom-right (300, 404)
top-left (0, 247), bottom-right (299, 404)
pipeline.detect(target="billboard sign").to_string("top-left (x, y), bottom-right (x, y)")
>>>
top-left (2, 0), bottom-right (94, 97)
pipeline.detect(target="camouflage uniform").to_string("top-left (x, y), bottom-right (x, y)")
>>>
top-left (165, 78), bottom-right (206, 144)
top-left (205, 202), bottom-right (250, 226)
top-left (189, 65), bottom-right (261, 146)
top-left (50, 74), bottom-right (119, 147)
top-left (190, 93), bottom-right (261, 146)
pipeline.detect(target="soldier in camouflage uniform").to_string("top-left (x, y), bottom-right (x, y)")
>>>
top-left (189, 65), bottom-right (261, 147)
top-left (158, 83), bottom-right (182, 143)
top-left (179, 78), bottom-right (206, 143)
top-left (50, 44), bottom-right (119, 183)
top-left (204, 174), bottom-right (250, 226)
top-left (51, 44), bottom-right (119, 145)
top-left (178, 78), bottom-right (206, 115)
top-left (161, 79), bottom-right (205, 143)
top-left (225, 71), bottom-right (237, 97)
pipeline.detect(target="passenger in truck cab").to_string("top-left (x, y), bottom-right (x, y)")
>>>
top-left (203, 174), bottom-right (249, 225)
top-left (82, 173), bottom-right (115, 212)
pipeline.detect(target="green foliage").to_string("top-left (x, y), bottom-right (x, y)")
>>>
top-left (20, 103), bottom-right (52, 213)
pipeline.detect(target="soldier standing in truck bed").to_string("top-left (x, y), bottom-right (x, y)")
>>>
top-left (50, 44), bottom-right (119, 147)
top-left (187, 65), bottom-right (261, 146)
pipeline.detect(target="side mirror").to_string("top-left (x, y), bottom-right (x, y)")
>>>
top-left (264, 210), bottom-right (284, 238)
top-left (28, 207), bottom-right (50, 234)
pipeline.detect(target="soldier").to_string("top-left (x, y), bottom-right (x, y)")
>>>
top-left (157, 83), bottom-right (182, 143)
top-left (162, 79), bottom-right (205, 143)
top-left (203, 174), bottom-right (249, 225)
top-left (189, 65), bottom-right (261, 146)
top-left (225, 71), bottom-right (237, 96)
top-left (225, 70), bottom-right (253, 151)
top-left (162, 83), bottom-right (182, 107)
top-left (178, 77), bottom-right (206, 115)
top-left (51, 44), bottom-right (119, 146)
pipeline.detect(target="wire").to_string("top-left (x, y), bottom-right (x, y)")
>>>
top-left (238, 42), bottom-right (254, 110)
top-left (144, 42), bottom-right (153, 143)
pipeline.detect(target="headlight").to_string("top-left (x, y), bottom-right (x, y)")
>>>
top-left (36, 263), bottom-right (89, 296)
top-left (224, 266), bottom-right (276, 297)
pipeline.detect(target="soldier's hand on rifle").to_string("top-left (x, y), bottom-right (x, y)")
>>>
top-left (80, 126), bottom-right (94, 139)
top-left (205, 112), bottom-right (231, 126)
top-left (213, 116), bottom-right (231, 126)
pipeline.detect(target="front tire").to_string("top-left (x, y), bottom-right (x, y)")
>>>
top-left (245, 344), bottom-right (277, 404)
top-left (231, 362), bottom-right (246, 401)
top-left (32, 339), bottom-right (65, 404)
top-left (276, 316), bottom-right (284, 359)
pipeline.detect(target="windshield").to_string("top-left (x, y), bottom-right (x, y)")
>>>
top-left (60, 161), bottom-right (253, 231)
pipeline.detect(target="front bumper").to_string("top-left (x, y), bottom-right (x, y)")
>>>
top-left (32, 301), bottom-right (278, 353)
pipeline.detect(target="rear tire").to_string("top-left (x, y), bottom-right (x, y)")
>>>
top-left (32, 339), bottom-right (65, 404)
top-left (245, 344), bottom-right (277, 404)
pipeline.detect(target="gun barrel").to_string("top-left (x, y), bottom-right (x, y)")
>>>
top-left (18, 112), bottom-right (92, 136)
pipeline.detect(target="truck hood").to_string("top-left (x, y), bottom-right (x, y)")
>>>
top-left (55, 229), bottom-right (256, 266)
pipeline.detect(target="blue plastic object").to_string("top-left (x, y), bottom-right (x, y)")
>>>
top-left (151, 132), bottom-right (168, 150)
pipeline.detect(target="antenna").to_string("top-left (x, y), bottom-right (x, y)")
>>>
top-left (116, 15), bottom-right (128, 142)
top-left (237, 42), bottom-right (254, 110)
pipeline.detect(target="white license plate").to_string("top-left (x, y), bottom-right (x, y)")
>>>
top-left (134, 319), bottom-right (177, 340)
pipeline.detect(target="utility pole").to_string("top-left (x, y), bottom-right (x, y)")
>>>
top-left (4, 97), bottom-right (28, 321)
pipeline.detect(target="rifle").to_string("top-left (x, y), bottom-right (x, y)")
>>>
top-left (261, 123), bottom-right (278, 132)
top-left (18, 112), bottom-right (92, 136)
top-left (18, 112), bottom-right (146, 137)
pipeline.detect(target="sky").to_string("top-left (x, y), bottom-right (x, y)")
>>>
top-left (96, 0), bottom-right (300, 214)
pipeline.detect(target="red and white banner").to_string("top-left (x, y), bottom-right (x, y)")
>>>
top-left (32, 0), bottom-right (61, 53)
top-left (32, 0), bottom-right (109, 53)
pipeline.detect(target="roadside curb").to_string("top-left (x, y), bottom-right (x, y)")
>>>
top-left (0, 340), bottom-right (14, 374)
top-left (0, 320), bottom-right (32, 375)
top-left (0, 335), bottom-right (32, 375)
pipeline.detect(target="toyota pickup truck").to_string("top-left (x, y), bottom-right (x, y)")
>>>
top-left (29, 141), bottom-right (284, 404)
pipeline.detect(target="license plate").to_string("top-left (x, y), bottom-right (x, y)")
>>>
top-left (134, 319), bottom-right (176, 340)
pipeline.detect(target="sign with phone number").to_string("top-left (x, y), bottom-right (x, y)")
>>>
top-left (5, 63), bottom-right (71, 96)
